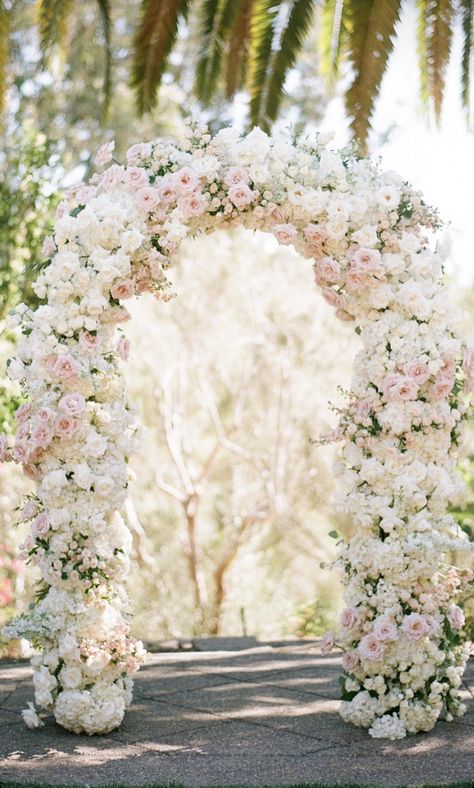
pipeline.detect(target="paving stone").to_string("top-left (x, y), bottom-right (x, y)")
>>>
top-left (0, 641), bottom-right (472, 787)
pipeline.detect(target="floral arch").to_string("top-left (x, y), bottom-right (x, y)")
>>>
top-left (2, 121), bottom-right (473, 740)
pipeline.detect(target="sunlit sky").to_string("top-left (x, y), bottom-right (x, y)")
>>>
top-left (323, 3), bottom-right (474, 289)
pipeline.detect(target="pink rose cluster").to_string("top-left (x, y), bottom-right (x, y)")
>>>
top-left (1, 391), bottom-right (87, 479)
top-left (383, 356), bottom-right (456, 404)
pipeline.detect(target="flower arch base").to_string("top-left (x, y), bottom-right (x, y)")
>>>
top-left (2, 121), bottom-right (473, 739)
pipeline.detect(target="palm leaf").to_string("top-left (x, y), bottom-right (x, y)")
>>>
top-left (131, 0), bottom-right (189, 114)
top-left (195, 0), bottom-right (240, 103)
top-left (418, 0), bottom-right (454, 121)
top-left (263, 0), bottom-right (317, 124)
top-left (319, 0), bottom-right (346, 83)
top-left (417, 0), bottom-right (430, 108)
top-left (225, 0), bottom-right (253, 99)
top-left (344, 0), bottom-right (402, 153)
top-left (96, 0), bottom-right (112, 123)
top-left (247, 0), bottom-right (282, 128)
top-left (0, 0), bottom-right (8, 115)
top-left (460, 0), bottom-right (473, 117)
top-left (36, 0), bottom-right (76, 55)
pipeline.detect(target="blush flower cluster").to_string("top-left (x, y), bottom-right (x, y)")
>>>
top-left (2, 120), bottom-right (472, 736)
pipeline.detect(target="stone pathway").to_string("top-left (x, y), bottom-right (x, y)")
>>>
top-left (0, 640), bottom-right (473, 786)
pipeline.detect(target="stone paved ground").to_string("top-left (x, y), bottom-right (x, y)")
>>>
top-left (0, 640), bottom-right (473, 787)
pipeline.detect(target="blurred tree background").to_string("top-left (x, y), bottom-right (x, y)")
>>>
top-left (1, 0), bottom-right (473, 646)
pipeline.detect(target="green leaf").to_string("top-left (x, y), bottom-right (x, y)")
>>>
top-left (96, 0), bottom-right (113, 123)
top-left (247, 0), bottom-right (282, 129)
top-left (263, 0), bottom-right (317, 124)
top-left (461, 0), bottom-right (474, 119)
top-left (225, 0), bottom-right (253, 99)
top-left (0, 0), bottom-right (8, 115)
top-left (131, 0), bottom-right (190, 115)
top-left (343, 0), bottom-right (402, 153)
top-left (195, 0), bottom-right (240, 104)
top-left (319, 0), bottom-right (347, 84)
top-left (36, 0), bottom-right (76, 56)
top-left (328, 530), bottom-right (339, 539)
top-left (417, 0), bottom-right (454, 122)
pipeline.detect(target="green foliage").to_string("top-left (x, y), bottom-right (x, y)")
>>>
top-left (0, 0), bottom-right (8, 115)
top-left (0, 130), bottom-right (58, 319)
top-left (292, 596), bottom-right (336, 637)
top-left (343, 0), bottom-right (402, 153)
top-left (262, 0), bottom-right (317, 126)
top-left (131, 0), bottom-right (190, 114)
top-left (247, 0), bottom-right (282, 131)
top-left (418, 0), bottom-right (455, 120)
top-left (461, 0), bottom-right (474, 117)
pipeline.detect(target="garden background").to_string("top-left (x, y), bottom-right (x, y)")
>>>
top-left (1, 0), bottom-right (474, 649)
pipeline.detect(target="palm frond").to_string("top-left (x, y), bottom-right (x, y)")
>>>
top-left (0, 0), bottom-right (9, 115)
top-left (131, 0), bottom-right (189, 115)
top-left (417, 0), bottom-right (430, 107)
top-left (461, 0), bottom-right (473, 118)
top-left (418, 0), bottom-right (454, 121)
top-left (344, 0), bottom-right (402, 153)
top-left (36, 0), bottom-right (76, 55)
top-left (195, 0), bottom-right (240, 104)
top-left (247, 0), bottom-right (282, 129)
top-left (96, 0), bottom-right (112, 123)
top-left (263, 0), bottom-right (317, 124)
top-left (319, 0), bottom-right (346, 83)
top-left (225, 0), bottom-right (253, 99)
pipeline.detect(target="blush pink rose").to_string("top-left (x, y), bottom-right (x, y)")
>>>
top-left (447, 604), bottom-right (465, 630)
top-left (79, 331), bottom-right (101, 352)
top-left (54, 414), bottom-right (78, 439)
top-left (53, 354), bottom-right (80, 380)
top-left (23, 463), bottom-right (40, 481)
top-left (172, 167), bottom-right (200, 192)
top-left (224, 166), bottom-right (249, 186)
top-left (157, 178), bottom-right (179, 205)
top-left (135, 187), bottom-right (159, 211)
top-left (358, 633), bottom-right (384, 661)
top-left (126, 142), bottom-right (152, 166)
top-left (36, 407), bottom-right (55, 423)
top-left (373, 618), bottom-right (398, 642)
top-left (45, 353), bottom-right (58, 373)
top-left (314, 257), bottom-right (341, 285)
top-left (383, 373), bottom-right (419, 402)
top-left (178, 192), bottom-right (209, 217)
top-left (110, 279), bottom-right (134, 300)
top-left (15, 403), bottom-right (32, 424)
top-left (30, 423), bottom-right (54, 448)
top-left (405, 360), bottom-right (431, 385)
top-left (124, 167), bottom-right (148, 188)
top-left (432, 373), bottom-right (454, 400)
top-left (320, 630), bottom-right (335, 655)
top-left (32, 512), bottom-right (49, 538)
top-left (340, 607), bottom-right (359, 630)
top-left (304, 223), bottom-right (328, 244)
top-left (227, 183), bottom-right (254, 209)
top-left (321, 287), bottom-right (343, 308)
top-left (59, 392), bottom-right (86, 416)
top-left (272, 223), bottom-right (298, 245)
top-left (345, 269), bottom-right (367, 292)
top-left (401, 613), bottom-right (431, 641)
top-left (266, 204), bottom-right (285, 223)
top-left (94, 140), bottom-right (115, 167)
top-left (21, 500), bottom-right (38, 519)
top-left (103, 306), bottom-right (131, 323)
top-left (117, 338), bottom-right (131, 360)
top-left (342, 650), bottom-right (359, 672)
top-left (351, 247), bottom-right (382, 272)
